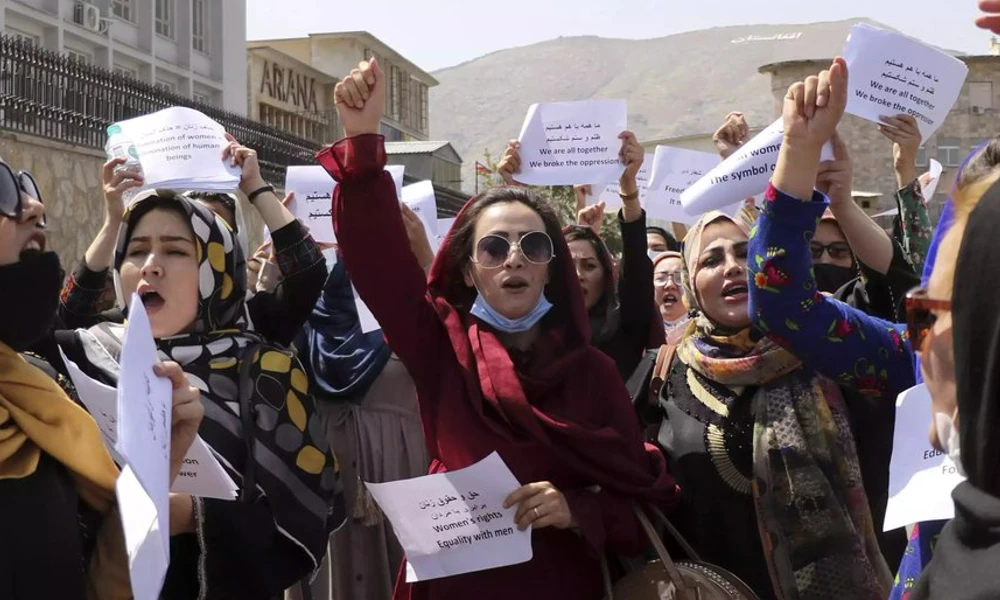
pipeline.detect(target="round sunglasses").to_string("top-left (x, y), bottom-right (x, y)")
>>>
top-left (810, 241), bottom-right (852, 261)
top-left (905, 287), bottom-right (951, 351)
top-left (471, 231), bottom-right (554, 269)
top-left (0, 162), bottom-right (45, 226)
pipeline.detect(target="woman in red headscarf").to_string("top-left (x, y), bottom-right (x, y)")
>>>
top-left (319, 59), bottom-right (676, 600)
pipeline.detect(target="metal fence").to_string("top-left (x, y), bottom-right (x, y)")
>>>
top-left (0, 34), bottom-right (322, 183)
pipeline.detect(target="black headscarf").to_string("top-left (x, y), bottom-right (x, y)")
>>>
top-left (913, 177), bottom-right (1000, 600)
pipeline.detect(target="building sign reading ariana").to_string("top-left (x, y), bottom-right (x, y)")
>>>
top-left (259, 60), bottom-right (319, 111)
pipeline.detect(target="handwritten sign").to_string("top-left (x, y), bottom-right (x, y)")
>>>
top-left (842, 23), bottom-right (968, 139)
top-left (680, 118), bottom-right (834, 215)
top-left (284, 165), bottom-right (336, 243)
top-left (116, 296), bottom-right (172, 600)
top-left (884, 384), bottom-right (965, 532)
top-left (644, 146), bottom-right (722, 224)
top-left (515, 99), bottom-right (626, 186)
top-left (59, 346), bottom-right (238, 500)
top-left (365, 452), bottom-right (531, 582)
top-left (110, 107), bottom-right (241, 195)
top-left (402, 180), bottom-right (439, 238)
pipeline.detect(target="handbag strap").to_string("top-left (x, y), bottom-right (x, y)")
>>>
top-left (646, 503), bottom-right (703, 562)
top-left (632, 501), bottom-right (696, 600)
top-left (649, 343), bottom-right (677, 408)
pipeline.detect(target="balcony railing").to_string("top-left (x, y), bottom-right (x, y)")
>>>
top-left (0, 34), bottom-right (323, 184)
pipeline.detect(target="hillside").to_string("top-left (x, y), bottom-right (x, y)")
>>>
top-left (429, 18), bottom-right (896, 191)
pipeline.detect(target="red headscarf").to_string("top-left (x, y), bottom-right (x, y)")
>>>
top-left (426, 193), bottom-right (676, 503)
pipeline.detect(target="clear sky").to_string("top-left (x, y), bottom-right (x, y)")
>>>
top-left (246, 0), bottom-right (992, 73)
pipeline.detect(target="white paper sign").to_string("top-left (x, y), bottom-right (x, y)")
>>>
top-left (920, 158), bottom-right (944, 202)
top-left (387, 165), bottom-right (405, 200)
top-left (402, 180), bottom-right (439, 238)
top-left (284, 165), bottom-right (336, 243)
top-left (515, 99), bottom-right (626, 186)
top-left (430, 218), bottom-right (456, 256)
top-left (58, 346), bottom-right (238, 500)
top-left (884, 384), bottom-right (965, 532)
top-left (842, 23), bottom-right (968, 139)
top-left (365, 452), bottom-right (532, 582)
top-left (680, 118), bottom-right (834, 215)
top-left (111, 107), bottom-right (241, 195)
top-left (645, 146), bottom-right (722, 224)
top-left (354, 285), bottom-right (381, 334)
top-left (592, 153), bottom-right (654, 213)
top-left (116, 297), bottom-right (172, 600)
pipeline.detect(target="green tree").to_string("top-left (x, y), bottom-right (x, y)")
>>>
top-left (477, 150), bottom-right (624, 257)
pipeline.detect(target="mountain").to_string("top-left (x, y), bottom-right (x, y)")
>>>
top-left (429, 18), bottom-right (905, 192)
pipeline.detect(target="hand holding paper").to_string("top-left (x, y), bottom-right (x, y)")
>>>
top-left (877, 114), bottom-right (923, 188)
top-left (712, 112), bottom-right (750, 160)
top-left (102, 157), bottom-right (145, 224)
top-left (153, 361), bottom-right (204, 484)
top-left (497, 140), bottom-right (522, 186)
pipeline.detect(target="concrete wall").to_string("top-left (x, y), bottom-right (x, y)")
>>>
top-left (0, 131), bottom-right (265, 269)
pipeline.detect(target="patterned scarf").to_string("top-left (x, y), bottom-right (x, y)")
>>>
top-left (68, 192), bottom-right (345, 572)
top-left (679, 211), bottom-right (892, 600)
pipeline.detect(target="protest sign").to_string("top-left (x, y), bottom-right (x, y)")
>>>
top-left (355, 286), bottom-right (381, 334)
top-left (920, 158), bottom-right (944, 202)
top-left (59, 347), bottom-right (238, 500)
top-left (645, 146), bottom-right (721, 224)
top-left (284, 166), bottom-right (337, 243)
top-left (884, 384), bottom-right (965, 532)
top-left (109, 107), bottom-right (241, 196)
top-left (591, 153), bottom-right (654, 213)
top-left (842, 23), bottom-right (968, 139)
top-left (115, 297), bottom-right (172, 600)
top-left (366, 452), bottom-right (531, 582)
top-left (402, 181), bottom-right (439, 238)
top-left (515, 99), bottom-right (626, 186)
top-left (387, 165), bottom-right (405, 199)
top-left (680, 118), bottom-right (834, 215)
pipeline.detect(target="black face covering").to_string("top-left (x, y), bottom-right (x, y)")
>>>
top-left (0, 250), bottom-right (62, 351)
top-left (813, 263), bottom-right (857, 294)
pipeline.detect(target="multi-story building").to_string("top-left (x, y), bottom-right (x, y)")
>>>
top-left (248, 31), bottom-right (438, 142)
top-left (0, 0), bottom-right (247, 113)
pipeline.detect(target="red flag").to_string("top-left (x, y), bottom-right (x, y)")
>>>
top-left (475, 162), bottom-right (492, 176)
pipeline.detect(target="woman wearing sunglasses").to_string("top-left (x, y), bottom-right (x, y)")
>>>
top-left (322, 59), bottom-right (676, 600)
top-left (652, 251), bottom-right (690, 344)
top-left (0, 161), bottom-right (204, 599)
top-left (736, 59), bottom-right (918, 597)
top-left (892, 138), bottom-right (1000, 599)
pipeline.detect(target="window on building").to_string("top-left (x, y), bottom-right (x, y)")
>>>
top-left (937, 138), bottom-right (962, 167)
top-left (191, 0), bottom-right (207, 53)
top-left (916, 145), bottom-right (928, 168)
top-left (113, 64), bottom-right (138, 79)
top-left (418, 83), bottom-right (428, 134)
top-left (193, 92), bottom-right (209, 105)
top-left (969, 82), bottom-right (994, 111)
top-left (155, 79), bottom-right (175, 93)
top-left (380, 122), bottom-right (404, 142)
top-left (258, 103), bottom-right (326, 143)
top-left (112, 0), bottom-right (134, 23)
top-left (155, 0), bottom-right (174, 38)
top-left (65, 48), bottom-right (92, 64)
top-left (5, 27), bottom-right (40, 46)
top-left (388, 65), bottom-right (402, 120)
top-left (399, 73), bottom-right (410, 125)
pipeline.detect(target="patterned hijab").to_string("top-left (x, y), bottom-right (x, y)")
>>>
top-left (68, 192), bottom-right (344, 572)
top-left (674, 210), bottom-right (892, 599)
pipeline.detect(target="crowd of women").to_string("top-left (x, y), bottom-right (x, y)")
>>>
top-left (3, 5), bottom-right (1000, 600)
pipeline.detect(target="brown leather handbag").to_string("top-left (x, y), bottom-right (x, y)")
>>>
top-left (602, 502), bottom-right (760, 600)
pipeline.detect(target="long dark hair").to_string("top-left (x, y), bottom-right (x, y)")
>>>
top-left (438, 186), bottom-right (564, 310)
top-left (563, 224), bottom-right (615, 303)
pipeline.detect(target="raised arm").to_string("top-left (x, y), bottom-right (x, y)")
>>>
top-left (880, 114), bottom-right (932, 271)
top-left (752, 58), bottom-right (914, 400)
top-left (319, 58), bottom-right (449, 390)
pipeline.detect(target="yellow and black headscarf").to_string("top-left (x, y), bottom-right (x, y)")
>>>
top-left (69, 191), bottom-right (344, 572)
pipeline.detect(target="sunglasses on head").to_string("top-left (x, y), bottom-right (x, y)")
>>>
top-left (0, 162), bottom-right (44, 226)
top-left (471, 231), bottom-right (554, 269)
top-left (810, 241), bottom-right (852, 261)
top-left (905, 287), bottom-right (951, 351)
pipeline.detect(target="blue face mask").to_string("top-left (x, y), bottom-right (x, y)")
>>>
top-left (469, 288), bottom-right (553, 333)
top-left (647, 249), bottom-right (662, 261)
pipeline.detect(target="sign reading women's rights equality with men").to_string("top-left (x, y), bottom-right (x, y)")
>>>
top-left (842, 23), bottom-right (968, 139)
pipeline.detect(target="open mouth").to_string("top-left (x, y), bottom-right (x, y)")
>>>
top-left (501, 278), bottom-right (529, 291)
top-left (721, 283), bottom-right (749, 299)
top-left (139, 290), bottom-right (165, 311)
top-left (19, 231), bottom-right (46, 257)
top-left (663, 293), bottom-right (679, 304)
